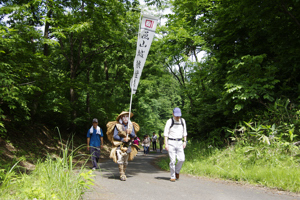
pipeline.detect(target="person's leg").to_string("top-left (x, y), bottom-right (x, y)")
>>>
top-left (123, 153), bottom-right (129, 179)
top-left (116, 149), bottom-right (126, 181)
top-left (90, 147), bottom-right (98, 169)
top-left (152, 142), bottom-right (154, 151)
top-left (153, 141), bottom-right (156, 151)
top-left (143, 146), bottom-right (146, 154)
top-left (94, 146), bottom-right (100, 168)
top-left (175, 141), bottom-right (185, 178)
top-left (168, 140), bottom-right (176, 180)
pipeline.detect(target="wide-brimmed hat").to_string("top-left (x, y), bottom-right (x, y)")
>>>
top-left (116, 111), bottom-right (134, 121)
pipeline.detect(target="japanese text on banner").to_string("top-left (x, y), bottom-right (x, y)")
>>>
top-left (131, 14), bottom-right (158, 94)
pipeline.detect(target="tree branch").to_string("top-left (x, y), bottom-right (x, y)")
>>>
top-left (281, 1), bottom-right (300, 29)
top-left (174, 56), bottom-right (185, 85)
top-left (59, 39), bottom-right (71, 63)
top-left (79, 44), bottom-right (119, 65)
top-left (19, 81), bottom-right (36, 86)
top-left (166, 62), bottom-right (183, 86)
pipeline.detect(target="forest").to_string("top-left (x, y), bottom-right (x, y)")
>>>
top-left (1, 0), bottom-right (300, 145)
top-left (1, 0), bottom-right (300, 198)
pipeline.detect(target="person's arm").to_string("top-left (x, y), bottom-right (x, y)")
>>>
top-left (100, 137), bottom-right (104, 149)
top-left (183, 136), bottom-right (187, 149)
top-left (163, 119), bottom-right (171, 151)
top-left (183, 118), bottom-right (188, 138)
top-left (164, 136), bottom-right (168, 150)
top-left (87, 130), bottom-right (90, 151)
top-left (100, 128), bottom-right (104, 149)
top-left (87, 137), bottom-right (90, 151)
top-left (113, 126), bottom-right (127, 142)
top-left (129, 127), bottom-right (135, 138)
top-left (182, 119), bottom-right (188, 149)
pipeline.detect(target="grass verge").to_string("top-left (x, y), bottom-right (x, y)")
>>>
top-left (157, 141), bottom-right (300, 193)
top-left (0, 133), bottom-right (94, 200)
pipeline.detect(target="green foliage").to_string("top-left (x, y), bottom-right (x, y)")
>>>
top-left (158, 140), bottom-right (300, 192)
top-left (0, 131), bottom-right (93, 199)
top-left (0, 0), bottom-right (144, 134)
top-left (224, 54), bottom-right (279, 113)
top-left (2, 0), bottom-right (300, 153)
top-left (230, 98), bottom-right (299, 144)
top-left (153, 0), bottom-right (300, 144)
top-left (133, 73), bottom-right (182, 135)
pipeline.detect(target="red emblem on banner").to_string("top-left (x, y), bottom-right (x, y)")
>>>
top-left (145, 19), bottom-right (154, 28)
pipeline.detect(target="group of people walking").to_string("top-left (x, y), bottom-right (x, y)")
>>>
top-left (139, 132), bottom-right (164, 155)
top-left (86, 107), bottom-right (187, 182)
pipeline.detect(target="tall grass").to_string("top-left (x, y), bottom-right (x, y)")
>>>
top-left (158, 141), bottom-right (300, 192)
top-left (0, 131), bottom-right (94, 200)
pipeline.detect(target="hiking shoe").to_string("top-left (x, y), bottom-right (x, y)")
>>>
top-left (170, 178), bottom-right (176, 182)
top-left (176, 173), bottom-right (179, 180)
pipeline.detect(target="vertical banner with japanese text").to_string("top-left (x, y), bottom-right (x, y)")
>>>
top-left (130, 14), bottom-right (159, 94)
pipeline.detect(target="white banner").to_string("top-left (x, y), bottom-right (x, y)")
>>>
top-left (131, 14), bottom-right (158, 94)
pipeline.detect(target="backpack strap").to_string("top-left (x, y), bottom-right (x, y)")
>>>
top-left (170, 118), bottom-right (184, 129)
top-left (180, 118), bottom-right (184, 129)
top-left (170, 118), bottom-right (174, 129)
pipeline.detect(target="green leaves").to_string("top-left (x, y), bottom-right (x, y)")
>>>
top-left (223, 54), bottom-right (279, 113)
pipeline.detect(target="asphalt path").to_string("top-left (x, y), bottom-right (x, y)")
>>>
top-left (83, 150), bottom-right (300, 200)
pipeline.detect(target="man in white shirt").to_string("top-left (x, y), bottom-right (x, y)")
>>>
top-left (164, 107), bottom-right (187, 182)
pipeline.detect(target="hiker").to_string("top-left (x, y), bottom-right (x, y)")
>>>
top-left (158, 133), bottom-right (164, 153)
top-left (133, 136), bottom-right (140, 146)
top-left (142, 134), bottom-right (151, 155)
top-left (86, 118), bottom-right (104, 170)
top-left (164, 107), bottom-right (187, 182)
top-left (152, 132), bottom-right (157, 152)
top-left (106, 111), bottom-right (140, 181)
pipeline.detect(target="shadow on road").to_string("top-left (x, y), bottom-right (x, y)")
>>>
top-left (154, 177), bottom-right (170, 181)
top-left (94, 149), bottom-right (168, 180)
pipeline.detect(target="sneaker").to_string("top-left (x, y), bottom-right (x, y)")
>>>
top-left (170, 178), bottom-right (176, 182)
top-left (176, 173), bottom-right (179, 180)
top-left (92, 167), bottom-right (96, 170)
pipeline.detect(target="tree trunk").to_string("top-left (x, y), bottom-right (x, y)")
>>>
top-left (44, 1), bottom-right (52, 56)
top-left (70, 32), bottom-right (77, 131)
top-left (86, 64), bottom-right (90, 115)
top-left (105, 60), bottom-right (109, 81)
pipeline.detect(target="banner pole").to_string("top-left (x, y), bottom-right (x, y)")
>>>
top-left (128, 11), bottom-right (143, 122)
top-left (129, 88), bottom-right (133, 122)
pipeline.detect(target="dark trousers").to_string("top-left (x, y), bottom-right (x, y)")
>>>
top-left (152, 141), bottom-right (157, 150)
top-left (144, 146), bottom-right (149, 154)
top-left (90, 146), bottom-right (100, 168)
top-left (160, 144), bottom-right (163, 152)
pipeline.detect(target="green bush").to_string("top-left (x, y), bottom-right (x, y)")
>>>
top-left (0, 135), bottom-right (94, 200)
top-left (158, 140), bottom-right (300, 192)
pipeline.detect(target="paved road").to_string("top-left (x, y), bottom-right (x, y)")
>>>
top-left (83, 150), bottom-right (300, 200)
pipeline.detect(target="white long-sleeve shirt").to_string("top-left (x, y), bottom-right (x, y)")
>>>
top-left (163, 118), bottom-right (187, 139)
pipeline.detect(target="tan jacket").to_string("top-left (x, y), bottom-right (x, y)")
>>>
top-left (142, 137), bottom-right (151, 147)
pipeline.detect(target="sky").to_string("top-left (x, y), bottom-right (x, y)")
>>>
top-left (138, 0), bottom-right (172, 26)
top-left (138, 0), bottom-right (206, 61)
